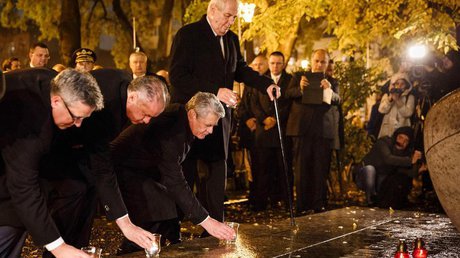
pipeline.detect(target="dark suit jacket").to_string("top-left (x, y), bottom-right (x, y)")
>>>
top-left (285, 71), bottom-right (340, 138)
top-left (110, 104), bottom-right (208, 224)
top-left (0, 68), bottom-right (62, 246)
top-left (236, 86), bottom-right (256, 149)
top-left (251, 71), bottom-right (292, 148)
top-left (40, 68), bottom-right (131, 221)
top-left (169, 15), bottom-right (273, 160)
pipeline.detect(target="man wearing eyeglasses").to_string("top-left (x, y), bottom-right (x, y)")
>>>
top-left (39, 69), bottom-right (168, 257)
top-left (0, 68), bottom-right (102, 257)
top-left (0, 68), bottom-right (160, 258)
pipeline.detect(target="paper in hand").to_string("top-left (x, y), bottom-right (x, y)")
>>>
top-left (302, 72), bottom-right (325, 105)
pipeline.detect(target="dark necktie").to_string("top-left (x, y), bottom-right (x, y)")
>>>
top-left (217, 36), bottom-right (225, 59)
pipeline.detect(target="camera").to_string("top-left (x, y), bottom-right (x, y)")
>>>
top-left (389, 88), bottom-right (403, 94)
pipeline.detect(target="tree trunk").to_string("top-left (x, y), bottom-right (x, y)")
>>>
top-left (456, 22), bottom-right (459, 46)
top-left (153, 0), bottom-right (174, 70)
top-left (59, 0), bottom-right (81, 67)
top-left (245, 41), bottom-right (255, 63)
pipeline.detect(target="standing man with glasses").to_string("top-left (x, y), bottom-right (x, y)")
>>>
top-left (29, 42), bottom-right (50, 68)
top-left (169, 0), bottom-right (280, 230)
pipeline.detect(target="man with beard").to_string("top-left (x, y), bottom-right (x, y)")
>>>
top-left (355, 126), bottom-right (423, 208)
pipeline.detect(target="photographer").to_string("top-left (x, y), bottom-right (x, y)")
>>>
top-left (441, 50), bottom-right (460, 95)
top-left (378, 73), bottom-right (415, 138)
top-left (356, 127), bottom-right (424, 208)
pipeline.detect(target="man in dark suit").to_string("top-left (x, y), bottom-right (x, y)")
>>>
top-left (285, 49), bottom-right (340, 214)
top-left (111, 92), bottom-right (235, 254)
top-left (40, 71), bottom-right (168, 256)
top-left (237, 55), bottom-right (269, 207)
top-left (0, 68), bottom-right (104, 257)
top-left (129, 51), bottom-right (168, 85)
top-left (250, 51), bottom-right (293, 211)
top-left (169, 0), bottom-right (279, 226)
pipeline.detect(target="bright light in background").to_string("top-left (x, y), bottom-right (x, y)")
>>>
top-left (408, 44), bottom-right (427, 59)
top-left (239, 3), bottom-right (256, 22)
top-left (300, 60), bottom-right (309, 69)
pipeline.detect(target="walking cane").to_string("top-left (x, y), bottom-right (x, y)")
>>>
top-left (272, 88), bottom-right (296, 226)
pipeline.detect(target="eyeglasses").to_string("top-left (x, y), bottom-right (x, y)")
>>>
top-left (62, 100), bottom-right (85, 123)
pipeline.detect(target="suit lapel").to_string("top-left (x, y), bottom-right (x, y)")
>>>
top-left (198, 16), bottom-right (226, 65)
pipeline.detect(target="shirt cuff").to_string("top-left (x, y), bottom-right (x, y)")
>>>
top-left (115, 213), bottom-right (129, 221)
top-left (45, 237), bottom-right (64, 251)
top-left (198, 215), bottom-right (211, 225)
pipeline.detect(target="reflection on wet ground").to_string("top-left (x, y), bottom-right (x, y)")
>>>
top-left (123, 207), bottom-right (460, 257)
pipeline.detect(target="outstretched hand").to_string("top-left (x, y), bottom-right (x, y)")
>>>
top-left (116, 216), bottom-right (156, 249)
top-left (200, 217), bottom-right (236, 240)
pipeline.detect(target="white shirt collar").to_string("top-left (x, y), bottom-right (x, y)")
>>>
top-left (271, 73), bottom-right (281, 83)
top-left (133, 73), bottom-right (145, 79)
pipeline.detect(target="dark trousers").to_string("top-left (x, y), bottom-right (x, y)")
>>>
top-left (42, 179), bottom-right (97, 258)
top-left (251, 146), bottom-right (293, 210)
top-left (292, 135), bottom-right (332, 212)
top-left (0, 226), bottom-right (27, 258)
top-left (182, 158), bottom-right (226, 222)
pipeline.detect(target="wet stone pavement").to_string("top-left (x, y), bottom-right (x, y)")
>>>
top-left (123, 207), bottom-right (460, 258)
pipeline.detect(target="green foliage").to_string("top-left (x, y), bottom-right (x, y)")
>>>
top-left (244, 0), bottom-right (459, 61)
top-left (183, 0), bottom-right (209, 24)
top-left (333, 61), bottom-right (386, 164)
top-left (0, 0), bottom-right (183, 69)
top-left (0, 0), bottom-right (60, 41)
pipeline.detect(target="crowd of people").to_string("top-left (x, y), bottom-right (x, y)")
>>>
top-left (361, 50), bottom-right (460, 208)
top-left (1, 0), bottom-right (459, 257)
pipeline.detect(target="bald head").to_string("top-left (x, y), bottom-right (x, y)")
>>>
top-left (250, 55), bottom-right (269, 75)
top-left (311, 49), bottom-right (330, 73)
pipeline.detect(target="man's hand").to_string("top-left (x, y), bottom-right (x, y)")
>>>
top-left (263, 116), bottom-right (276, 130)
top-left (267, 84), bottom-right (281, 101)
top-left (217, 88), bottom-right (239, 107)
top-left (116, 216), bottom-right (156, 249)
top-left (412, 150), bottom-right (422, 164)
top-left (389, 93), bottom-right (400, 102)
top-left (320, 79), bottom-right (332, 89)
top-left (300, 76), bottom-right (309, 91)
top-left (200, 217), bottom-right (236, 240)
top-left (419, 162), bottom-right (428, 174)
top-left (245, 117), bottom-right (257, 132)
top-left (51, 243), bottom-right (91, 258)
